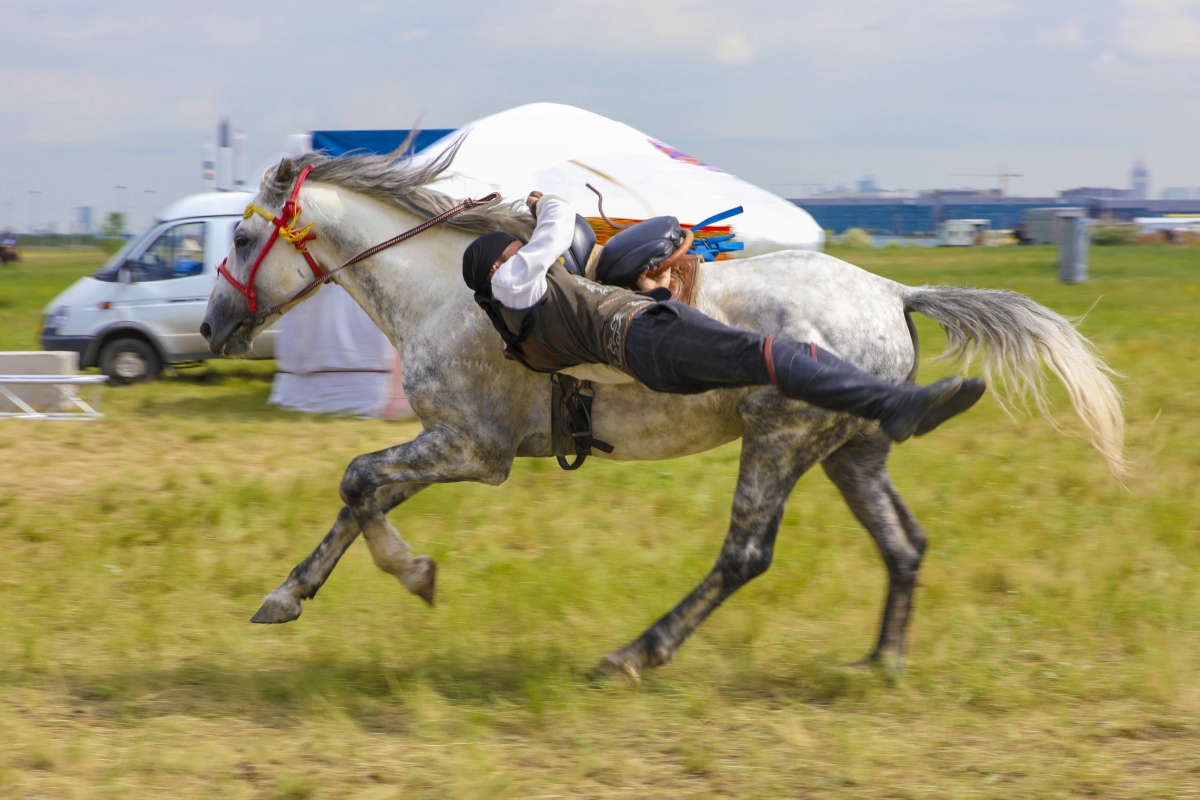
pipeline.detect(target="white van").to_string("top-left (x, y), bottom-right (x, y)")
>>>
top-left (41, 191), bottom-right (277, 383)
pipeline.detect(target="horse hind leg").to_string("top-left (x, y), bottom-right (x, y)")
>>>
top-left (821, 430), bottom-right (926, 671)
top-left (596, 411), bottom-right (853, 683)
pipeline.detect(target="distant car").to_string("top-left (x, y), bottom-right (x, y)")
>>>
top-left (41, 191), bottom-right (278, 384)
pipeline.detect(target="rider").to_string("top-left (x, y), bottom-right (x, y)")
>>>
top-left (462, 192), bottom-right (985, 442)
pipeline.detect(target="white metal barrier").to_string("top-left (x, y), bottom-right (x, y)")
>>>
top-left (0, 375), bottom-right (108, 419)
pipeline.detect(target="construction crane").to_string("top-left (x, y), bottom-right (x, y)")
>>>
top-left (950, 166), bottom-right (1023, 196)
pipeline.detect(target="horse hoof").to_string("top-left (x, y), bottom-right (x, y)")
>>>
top-left (251, 591), bottom-right (303, 624)
top-left (589, 652), bottom-right (642, 686)
top-left (842, 655), bottom-right (877, 671)
top-left (844, 652), bottom-right (904, 679)
top-left (408, 556), bottom-right (436, 606)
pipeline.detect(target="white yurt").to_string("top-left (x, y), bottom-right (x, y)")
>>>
top-left (268, 103), bottom-right (822, 418)
top-left (415, 102), bottom-right (823, 255)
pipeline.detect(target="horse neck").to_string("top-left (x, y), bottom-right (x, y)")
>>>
top-left (302, 184), bottom-right (475, 346)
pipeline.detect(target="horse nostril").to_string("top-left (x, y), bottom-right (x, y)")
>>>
top-left (200, 321), bottom-right (212, 341)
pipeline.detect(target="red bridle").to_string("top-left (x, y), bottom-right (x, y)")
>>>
top-left (215, 164), bottom-right (502, 324)
top-left (217, 164), bottom-right (324, 315)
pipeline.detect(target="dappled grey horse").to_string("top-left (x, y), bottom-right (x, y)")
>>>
top-left (201, 150), bottom-right (1124, 680)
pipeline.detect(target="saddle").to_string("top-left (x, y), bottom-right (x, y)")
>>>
top-left (550, 217), bottom-right (707, 471)
top-left (568, 215), bottom-right (704, 307)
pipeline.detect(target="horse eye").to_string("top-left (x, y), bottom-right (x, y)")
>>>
top-left (234, 232), bottom-right (251, 249)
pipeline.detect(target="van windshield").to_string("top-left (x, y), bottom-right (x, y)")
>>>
top-left (93, 229), bottom-right (150, 282)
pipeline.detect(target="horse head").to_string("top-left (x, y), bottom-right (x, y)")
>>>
top-left (201, 158), bottom-right (328, 356)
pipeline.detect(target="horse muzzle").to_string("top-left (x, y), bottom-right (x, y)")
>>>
top-left (200, 297), bottom-right (254, 357)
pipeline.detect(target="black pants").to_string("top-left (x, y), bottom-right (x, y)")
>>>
top-left (624, 301), bottom-right (770, 394)
top-left (623, 300), bottom-right (905, 423)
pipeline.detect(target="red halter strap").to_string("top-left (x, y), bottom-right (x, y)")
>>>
top-left (217, 164), bottom-right (323, 314)
top-left (217, 165), bottom-right (501, 326)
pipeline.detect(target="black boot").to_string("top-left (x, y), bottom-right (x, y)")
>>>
top-left (766, 337), bottom-right (985, 441)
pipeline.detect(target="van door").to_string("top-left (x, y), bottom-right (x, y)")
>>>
top-left (111, 220), bottom-right (216, 359)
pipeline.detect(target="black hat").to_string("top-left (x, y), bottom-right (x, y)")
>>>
top-left (462, 231), bottom-right (518, 297)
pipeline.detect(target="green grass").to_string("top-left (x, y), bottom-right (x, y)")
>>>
top-left (1, 245), bottom-right (1199, 797)
top-left (0, 248), bottom-right (114, 352)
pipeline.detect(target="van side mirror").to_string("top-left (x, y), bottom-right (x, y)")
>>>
top-left (119, 263), bottom-right (137, 284)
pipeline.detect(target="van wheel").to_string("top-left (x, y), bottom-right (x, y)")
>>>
top-left (100, 338), bottom-right (161, 385)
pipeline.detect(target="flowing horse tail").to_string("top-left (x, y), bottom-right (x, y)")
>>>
top-left (902, 284), bottom-right (1126, 480)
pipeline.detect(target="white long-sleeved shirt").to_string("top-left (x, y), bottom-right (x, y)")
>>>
top-left (490, 195), bottom-right (576, 310)
top-left (490, 194), bottom-right (636, 384)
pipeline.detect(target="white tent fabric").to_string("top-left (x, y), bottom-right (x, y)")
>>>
top-left (415, 102), bottom-right (823, 255)
top-left (271, 103), bottom-right (821, 418)
top-left (269, 283), bottom-right (412, 419)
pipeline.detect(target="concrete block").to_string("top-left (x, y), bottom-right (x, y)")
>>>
top-left (0, 351), bottom-right (80, 413)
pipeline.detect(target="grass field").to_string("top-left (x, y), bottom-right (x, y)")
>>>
top-left (1, 244), bottom-right (1198, 798)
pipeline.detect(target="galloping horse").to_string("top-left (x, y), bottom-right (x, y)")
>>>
top-left (201, 149), bottom-right (1124, 680)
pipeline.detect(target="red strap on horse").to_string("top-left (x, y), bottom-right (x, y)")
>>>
top-left (763, 335), bottom-right (782, 393)
top-left (762, 337), bottom-right (820, 395)
top-left (218, 164), bottom-right (322, 314)
top-left (218, 163), bottom-right (501, 321)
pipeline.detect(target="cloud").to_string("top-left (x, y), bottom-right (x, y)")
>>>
top-left (457, 0), bottom-right (1023, 70)
top-left (715, 35), bottom-right (753, 65)
top-left (464, 0), bottom-right (731, 51)
top-left (0, 70), bottom-right (141, 145)
top-left (1120, 0), bottom-right (1200, 59)
top-left (1037, 21), bottom-right (1084, 49)
top-left (7, 0), bottom-right (1200, 227)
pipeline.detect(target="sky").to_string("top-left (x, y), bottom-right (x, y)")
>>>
top-left (2, 0), bottom-right (1199, 232)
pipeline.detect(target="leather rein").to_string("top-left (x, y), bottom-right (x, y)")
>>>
top-left (217, 163), bottom-right (501, 325)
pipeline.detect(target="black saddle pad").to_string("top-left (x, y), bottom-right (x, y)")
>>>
top-left (595, 216), bottom-right (685, 288)
top-left (561, 214), bottom-right (597, 276)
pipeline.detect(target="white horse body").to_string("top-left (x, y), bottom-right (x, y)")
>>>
top-left (303, 186), bottom-right (916, 463)
top-left (201, 152), bottom-right (1123, 679)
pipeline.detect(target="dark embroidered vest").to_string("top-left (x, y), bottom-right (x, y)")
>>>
top-left (498, 262), bottom-right (654, 374)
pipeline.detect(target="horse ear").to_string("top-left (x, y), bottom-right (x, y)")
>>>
top-left (275, 158), bottom-right (296, 187)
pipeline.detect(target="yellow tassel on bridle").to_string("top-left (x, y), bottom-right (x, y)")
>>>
top-left (243, 203), bottom-right (315, 247)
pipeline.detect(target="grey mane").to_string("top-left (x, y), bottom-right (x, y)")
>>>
top-left (260, 137), bottom-right (535, 239)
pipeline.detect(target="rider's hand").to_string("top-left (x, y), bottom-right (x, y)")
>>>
top-left (636, 266), bottom-right (672, 292)
top-left (526, 191), bottom-right (544, 216)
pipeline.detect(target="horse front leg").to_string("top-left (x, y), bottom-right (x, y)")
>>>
top-left (252, 482), bottom-right (424, 623)
top-left (596, 413), bottom-right (852, 682)
top-left (252, 428), bottom-right (511, 622)
top-left (339, 428), bottom-right (512, 607)
top-left (821, 430), bottom-right (925, 672)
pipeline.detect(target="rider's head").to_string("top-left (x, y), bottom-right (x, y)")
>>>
top-left (494, 240), bottom-right (522, 274)
top-left (462, 232), bottom-right (520, 297)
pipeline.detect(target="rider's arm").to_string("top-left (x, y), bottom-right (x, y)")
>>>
top-left (491, 195), bottom-right (575, 310)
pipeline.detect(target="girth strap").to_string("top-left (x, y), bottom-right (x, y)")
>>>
top-left (551, 374), bottom-right (614, 470)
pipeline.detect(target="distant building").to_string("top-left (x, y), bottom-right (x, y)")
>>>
top-left (1160, 187), bottom-right (1194, 200)
top-left (795, 193), bottom-right (1069, 236)
top-left (793, 194), bottom-right (1200, 236)
top-left (856, 176), bottom-right (880, 193)
top-left (75, 206), bottom-right (94, 235)
top-left (919, 188), bottom-right (1002, 198)
top-left (938, 219), bottom-right (991, 247)
top-left (1131, 160), bottom-right (1150, 200)
top-left (1025, 208), bottom-right (1086, 246)
top-left (1060, 187), bottom-right (1132, 201)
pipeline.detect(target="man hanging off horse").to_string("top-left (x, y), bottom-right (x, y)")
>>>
top-left (462, 192), bottom-right (986, 442)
